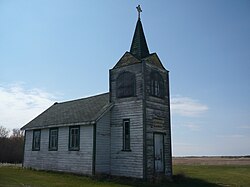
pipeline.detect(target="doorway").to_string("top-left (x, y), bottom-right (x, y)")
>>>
top-left (154, 133), bottom-right (164, 173)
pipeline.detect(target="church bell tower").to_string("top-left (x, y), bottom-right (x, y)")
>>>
top-left (109, 5), bottom-right (172, 179)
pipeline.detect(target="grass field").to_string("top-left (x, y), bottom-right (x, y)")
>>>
top-left (0, 163), bottom-right (250, 187)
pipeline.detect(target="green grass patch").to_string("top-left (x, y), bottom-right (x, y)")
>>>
top-left (174, 165), bottom-right (250, 187)
top-left (0, 165), bottom-right (250, 187)
top-left (0, 166), bottom-right (130, 187)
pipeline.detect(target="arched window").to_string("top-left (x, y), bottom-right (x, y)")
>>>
top-left (117, 72), bottom-right (136, 98)
top-left (150, 71), bottom-right (164, 98)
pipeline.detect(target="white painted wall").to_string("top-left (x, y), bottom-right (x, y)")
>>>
top-left (95, 111), bottom-right (111, 174)
top-left (23, 125), bottom-right (93, 175)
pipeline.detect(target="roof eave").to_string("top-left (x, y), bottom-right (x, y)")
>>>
top-left (21, 121), bottom-right (96, 131)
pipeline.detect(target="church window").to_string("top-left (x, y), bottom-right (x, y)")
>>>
top-left (123, 119), bottom-right (131, 151)
top-left (150, 71), bottom-right (164, 98)
top-left (117, 72), bottom-right (136, 98)
top-left (49, 128), bottom-right (58, 151)
top-left (32, 129), bottom-right (41, 151)
top-left (69, 126), bottom-right (80, 151)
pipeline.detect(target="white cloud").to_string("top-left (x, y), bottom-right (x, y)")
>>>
top-left (182, 122), bottom-right (201, 131)
top-left (217, 134), bottom-right (245, 139)
top-left (213, 134), bottom-right (250, 156)
top-left (173, 142), bottom-right (207, 156)
top-left (239, 125), bottom-right (250, 129)
top-left (173, 135), bottom-right (250, 156)
top-left (0, 83), bottom-right (57, 130)
top-left (171, 96), bottom-right (208, 117)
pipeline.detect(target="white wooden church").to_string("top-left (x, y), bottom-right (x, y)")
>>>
top-left (21, 6), bottom-right (172, 180)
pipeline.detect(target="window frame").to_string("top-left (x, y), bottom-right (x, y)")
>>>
top-left (116, 71), bottom-right (136, 98)
top-left (122, 119), bottom-right (131, 151)
top-left (32, 129), bottom-right (41, 151)
top-left (49, 128), bottom-right (58, 151)
top-left (69, 126), bottom-right (80, 151)
top-left (150, 71), bottom-right (165, 98)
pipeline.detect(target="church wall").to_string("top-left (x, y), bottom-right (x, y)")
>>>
top-left (109, 63), bottom-right (144, 178)
top-left (23, 125), bottom-right (93, 175)
top-left (110, 100), bottom-right (144, 178)
top-left (110, 63), bottom-right (143, 101)
top-left (144, 62), bottom-right (172, 177)
top-left (95, 111), bottom-right (111, 174)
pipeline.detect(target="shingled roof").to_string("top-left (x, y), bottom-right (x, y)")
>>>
top-left (130, 19), bottom-right (150, 60)
top-left (113, 17), bottom-right (166, 70)
top-left (21, 93), bottom-right (111, 130)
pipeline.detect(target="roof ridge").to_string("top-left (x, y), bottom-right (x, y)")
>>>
top-left (56, 92), bottom-right (109, 104)
top-left (21, 92), bottom-right (110, 130)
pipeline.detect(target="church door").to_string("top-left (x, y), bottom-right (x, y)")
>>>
top-left (154, 133), bottom-right (164, 173)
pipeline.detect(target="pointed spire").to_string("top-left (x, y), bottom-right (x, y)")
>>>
top-left (130, 5), bottom-right (150, 60)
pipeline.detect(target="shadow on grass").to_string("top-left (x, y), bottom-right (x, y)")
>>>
top-left (169, 173), bottom-right (221, 187)
top-left (93, 173), bottom-right (221, 187)
top-left (9, 167), bottom-right (222, 187)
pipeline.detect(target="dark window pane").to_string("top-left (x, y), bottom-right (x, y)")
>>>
top-left (49, 128), bottom-right (58, 151)
top-left (117, 72), bottom-right (136, 98)
top-left (32, 130), bottom-right (41, 151)
top-left (150, 72), bottom-right (164, 98)
top-left (69, 126), bottom-right (80, 151)
top-left (123, 120), bottom-right (130, 150)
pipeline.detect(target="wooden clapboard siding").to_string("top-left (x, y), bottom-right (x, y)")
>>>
top-left (23, 125), bottom-right (93, 175)
top-left (110, 100), bottom-right (144, 178)
top-left (110, 63), bottom-right (143, 101)
top-left (144, 62), bottom-right (172, 178)
top-left (110, 63), bottom-right (144, 178)
top-left (95, 111), bottom-right (111, 174)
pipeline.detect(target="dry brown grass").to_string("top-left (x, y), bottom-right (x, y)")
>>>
top-left (173, 156), bottom-right (250, 165)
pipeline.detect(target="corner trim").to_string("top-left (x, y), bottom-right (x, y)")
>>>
top-left (92, 123), bottom-right (96, 175)
top-left (167, 72), bottom-right (173, 176)
top-left (142, 60), bottom-right (147, 180)
top-left (22, 130), bottom-right (26, 167)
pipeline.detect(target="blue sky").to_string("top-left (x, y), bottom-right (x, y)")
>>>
top-left (1, 0), bottom-right (249, 156)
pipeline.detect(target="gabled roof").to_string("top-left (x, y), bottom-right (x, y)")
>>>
top-left (130, 19), bottom-right (150, 60)
top-left (113, 52), bottom-right (166, 70)
top-left (113, 51), bottom-right (140, 69)
top-left (21, 93), bottom-right (111, 130)
top-left (113, 17), bottom-right (167, 70)
top-left (143, 53), bottom-right (166, 70)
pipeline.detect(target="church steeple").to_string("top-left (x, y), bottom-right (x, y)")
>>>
top-left (130, 5), bottom-right (150, 60)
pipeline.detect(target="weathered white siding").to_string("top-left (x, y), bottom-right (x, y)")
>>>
top-left (144, 62), bottom-right (172, 177)
top-left (110, 101), bottom-right (144, 178)
top-left (23, 125), bottom-right (93, 175)
top-left (110, 63), bottom-right (144, 178)
top-left (95, 111), bottom-right (111, 174)
top-left (109, 60), bottom-right (172, 179)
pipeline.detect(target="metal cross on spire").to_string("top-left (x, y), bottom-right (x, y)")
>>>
top-left (136, 5), bottom-right (142, 20)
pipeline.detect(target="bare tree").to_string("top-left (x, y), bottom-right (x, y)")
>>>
top-left (11, 128), bottom-right (24, 138)
top-left (0, 127), bottom-right (24, 163)
top-left (0, 126), bottom-right (9, 138)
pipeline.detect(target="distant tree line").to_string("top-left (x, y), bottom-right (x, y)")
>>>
top-left (0, 126), bottom-right (24, 163)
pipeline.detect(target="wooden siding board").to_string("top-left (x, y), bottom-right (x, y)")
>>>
top-left (95, 111), bottom-right (111, 174)
top-left (110, 63), bottom-right (144, 178)
top-left (110, 101), bottom-right (144, 178)
top-left (144, 63), bottom-right (172, 178)
top-left (23, 125), bottom-right (94, 175)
